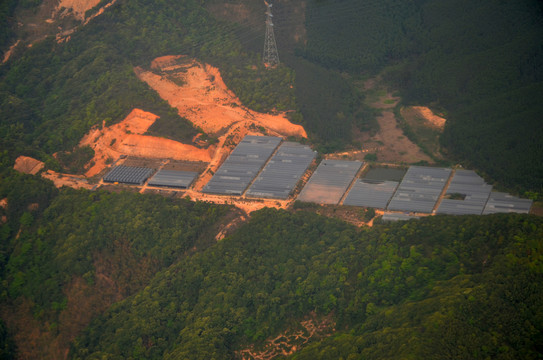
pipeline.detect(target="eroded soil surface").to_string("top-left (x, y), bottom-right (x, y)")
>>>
top-left (136, 56), bottom-right (307, 138)
top-left (41, 170), bottom-right (94, 189)
top-left (56, 0), bottom-right (102, 20)
top-left (409, 106), bottom-right (446, 129)
top-left (238, 312), bottom-right (335, 360)
top-left (338, 79), bottom-right (434, 165)
top-left (14, 156), bottom-right (45, 175)
top-left (79, 108), bottom-right (212, 177)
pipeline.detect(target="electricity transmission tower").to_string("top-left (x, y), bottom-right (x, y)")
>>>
top-left (263, 1), bottom-right (279, 67)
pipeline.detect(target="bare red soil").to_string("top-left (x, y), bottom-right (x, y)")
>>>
top-left (238, 312), bottom-right (335, 360)
top-left (56, 0), bottom-right (101, 20)
top-left (136, 56), bottom-right (307, 138)
top-left (41, 170), bottom-right (94, 189)
top-left (409, 106), bottom-right (447, 129)
top-left (13, 156), bottom-right (45, 175)
top-left (79, 108), bottom-right (212, 177)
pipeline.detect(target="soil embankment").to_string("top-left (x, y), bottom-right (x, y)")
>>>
top-left (14, 156), bottom-right (45, 175)
top-left (407, 106), bottom-right (446, 129)
top-left (41, 170), bottom-right (93, 189)
top-left (80, 108), bottom-right (212, 177)
top-left (136, 56), bottom-right (307, 138)
top-left (55, 0), bottom-right (102, 20)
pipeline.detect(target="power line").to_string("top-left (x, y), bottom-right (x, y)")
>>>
top-left (263, 1), bottom-right (279, 67)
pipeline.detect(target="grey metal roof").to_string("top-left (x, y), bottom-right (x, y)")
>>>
top-left (436, 170), bottom-right (492, 215)
top-left (387, 166), bottom-right (452, 213)
top-left (343, 179), bottom-right (399, 209)
top-left (297, 159), bottom-right (363, 205)
top-left (148, 169), bottom-right (198, 189)
top-left (246, 142), bottom-right (316, 199)
top-left (103, 165), bottom-right (155, 185)
top-left (202, 135), bottom-right (282, 195)
top-left (382, 212), bottom-right (420, 221)
top-left (482, 192), bottom-right (533, 214)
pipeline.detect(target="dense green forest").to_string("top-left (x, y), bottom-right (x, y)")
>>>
top-left (301, 0), bottom-right (543, 192)
top-left (55, 209), bottom-right (543, 358)
top-left (0, 165), bottom-right (233, 358)
top-left (0, 0), bottom-right (17, 54)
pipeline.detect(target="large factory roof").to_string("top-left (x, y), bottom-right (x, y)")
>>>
top-left (436, 170), bottom-right (492, 215)
top-left (387, 166), bottom-right (452, 213)
top-left (246, 142), bottom-right (316, 199)
top-left (202, 135), bottom-right (282, 195)
top-left (343, 179), bottom-right (399, 209)
top-left (297, 160), bottom-right (363, 205)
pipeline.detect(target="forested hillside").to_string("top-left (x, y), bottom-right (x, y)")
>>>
top-left (1, 0), bottom-right (543, 358)
top-left (301, 0), bottom-right (543, 192)
top-left (68, 211), bottom-right (542, 359)
top-left (0, 166), bottom-right (232, 358)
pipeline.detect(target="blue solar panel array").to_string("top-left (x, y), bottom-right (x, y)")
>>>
top-left (103, 165), bottom-right (155, 185)
top-left (343, 179), bottom-right (399, 209)
top-left (437, 170), bottom-right (492, 215)
top-left (148, 169), bottom-right (198, 189)
top-left (202, 135), bottom-right (282, 195)
top-left (246, 142), bottom-right (316, 199)
top-left (297, 160), bottom-right (363, 205)
top-left (387, 166), bottom-right (452, 213)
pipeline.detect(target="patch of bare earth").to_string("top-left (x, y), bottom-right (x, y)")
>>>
top-left (214, 211), bottom-right (247, 241)
top-left (136, 56), bottom-right (307, 138)
top-left (238, 312), bottom-right (335, 360)
top-left (13, 156), bottom-right (45, 175)
top-left (374, 109), bottom-right (433, 163)
top-left (360, 82), bottom-right (433, 164)
top-left (55, 0), bottom-right (101, 20)
top-left (2, 40), bottom-right (20, 64)
top-left (9, 0), bottom-right (115, 50)
top-left (410, 106), bottom-right (446, 129)
top-left (79, 108), bottom-right (212, 177)
top-left (41, 170), bottom-right (94, 189)
top-left (13, 155), bottom-right (94, 189)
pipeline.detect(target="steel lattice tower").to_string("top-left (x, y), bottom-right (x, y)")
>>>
top-left (263, 1), bottom-right (279, 67)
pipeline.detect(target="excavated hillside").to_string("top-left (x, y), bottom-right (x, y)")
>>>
top-left (136, 55), bottom-right (307, 138)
